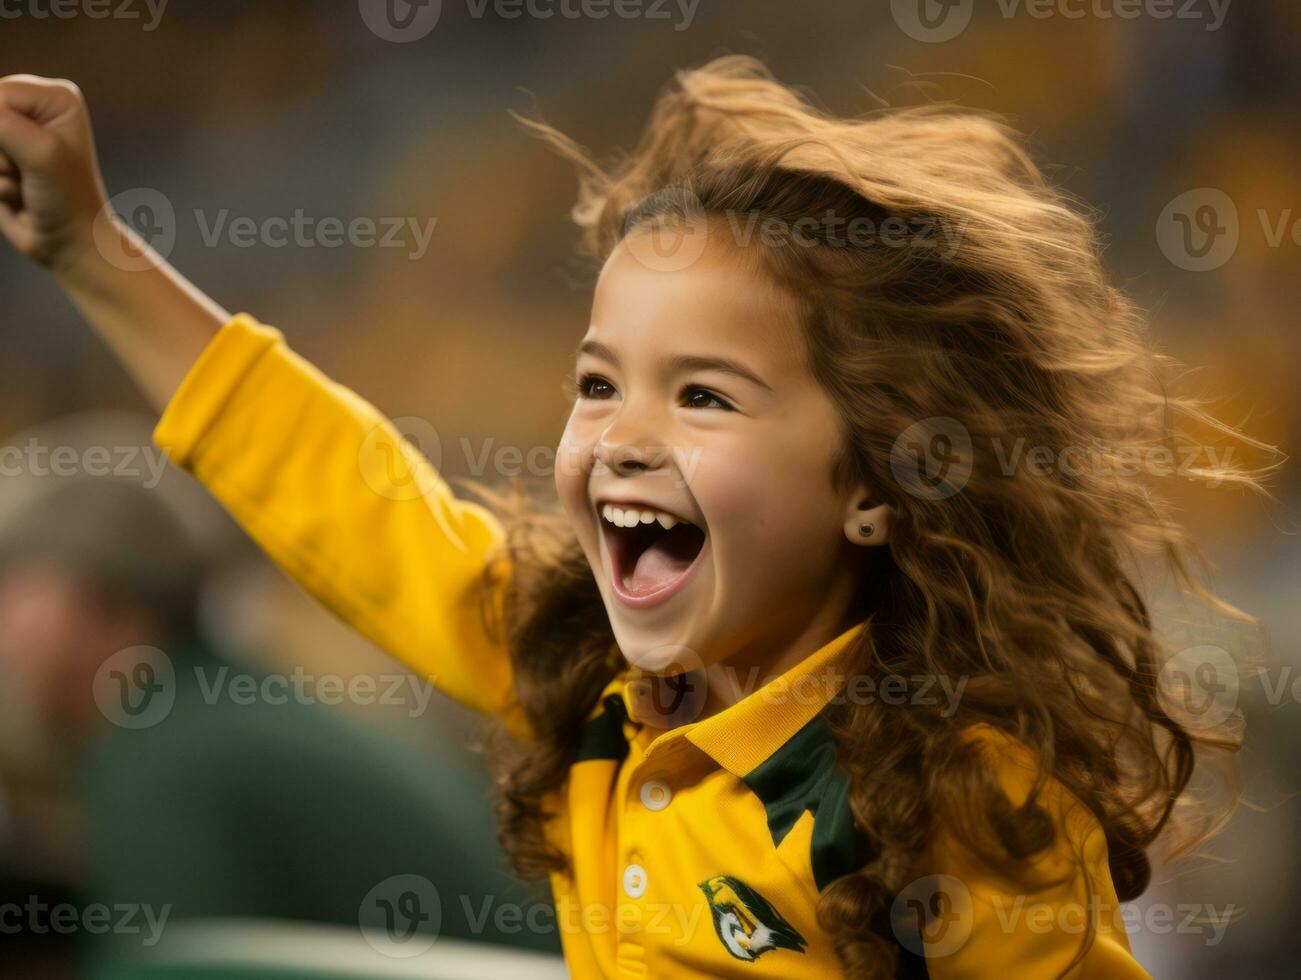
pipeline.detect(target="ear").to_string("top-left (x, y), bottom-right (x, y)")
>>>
top-left (843, 488), bottom-right (892, 547)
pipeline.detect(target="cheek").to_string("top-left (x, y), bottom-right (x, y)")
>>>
top-left (0, 602), bottom-right (71, 695)
top-left (554, 420), bottom-right (595, 534)
top-left (700, 430), bottom-right (842, 559)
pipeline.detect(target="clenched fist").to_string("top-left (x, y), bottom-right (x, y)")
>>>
top-left (0, 75), bottom-right (110, 272)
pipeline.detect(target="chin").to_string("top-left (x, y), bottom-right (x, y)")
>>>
top-left (609, 625), bottom-right (706, 675)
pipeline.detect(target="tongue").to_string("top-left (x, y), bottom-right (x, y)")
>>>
top-left (623, 535), bottom-right (697, 596)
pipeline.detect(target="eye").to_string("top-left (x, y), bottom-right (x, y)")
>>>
top-left (682, 385), bottom-right (734, 411)
top-left (575, 372), bottom-right (617, 400)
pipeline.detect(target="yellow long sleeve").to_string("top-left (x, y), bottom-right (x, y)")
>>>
top-left (153, 313), bottom-right (521, 726)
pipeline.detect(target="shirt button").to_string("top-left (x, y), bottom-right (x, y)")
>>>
top-left (622, 864), bottom-right (648, 899)
top-left (639, 779), bottom-right (672, 811)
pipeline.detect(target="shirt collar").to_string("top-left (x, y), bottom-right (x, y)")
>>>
top-left (611, 620), bottom-right (868, 779)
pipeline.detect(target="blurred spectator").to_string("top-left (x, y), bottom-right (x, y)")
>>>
top-left (0, 441), bottom-right (558, 975)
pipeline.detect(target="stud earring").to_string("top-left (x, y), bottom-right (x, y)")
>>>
top-left (859, 523), bottom-right (874, 538)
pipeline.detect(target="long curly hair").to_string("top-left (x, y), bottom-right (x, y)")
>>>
top-left (467, 56), bottom-right (1276, 977)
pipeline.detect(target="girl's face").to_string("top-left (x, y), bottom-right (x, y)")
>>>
top-left (556, 228), bottom-right (867, 676)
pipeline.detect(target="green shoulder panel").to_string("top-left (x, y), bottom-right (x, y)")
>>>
top-left (741, 713), bottom-right (866, 892)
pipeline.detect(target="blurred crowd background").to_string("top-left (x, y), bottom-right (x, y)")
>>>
top-left (0, 1), bottom-right (1298, 977)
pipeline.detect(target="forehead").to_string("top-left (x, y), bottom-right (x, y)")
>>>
top-left (584, 230), bottom-right (806, 376)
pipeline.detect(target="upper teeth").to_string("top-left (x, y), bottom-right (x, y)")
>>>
top-left (601, 503), bottom-right (684, 530)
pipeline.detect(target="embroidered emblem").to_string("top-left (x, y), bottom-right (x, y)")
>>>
top-left (699, 874), bottom-right (807, 961)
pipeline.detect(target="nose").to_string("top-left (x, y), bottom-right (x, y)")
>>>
top-left (594, 404), bottom-right (669, 476)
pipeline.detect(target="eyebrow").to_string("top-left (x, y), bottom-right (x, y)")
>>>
top-left (576, 339), bottom-right (774, 393)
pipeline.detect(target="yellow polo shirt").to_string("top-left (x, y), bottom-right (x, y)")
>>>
top-left (153, 314), bottom-right (1153, 979)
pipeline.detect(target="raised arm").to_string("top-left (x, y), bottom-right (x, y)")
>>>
top-left (0, 75), bottom-right (224, 410)
top-left (0, 75), bottom-right (522, 727)
top-left (155, 313), bottom-right (520, 722)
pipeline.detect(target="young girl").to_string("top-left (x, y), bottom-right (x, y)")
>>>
top-left (0, 58), bottom-right (1265, 978)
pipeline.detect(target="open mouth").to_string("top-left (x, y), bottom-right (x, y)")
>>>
top-left (597, 501), bottom-right (707, 607)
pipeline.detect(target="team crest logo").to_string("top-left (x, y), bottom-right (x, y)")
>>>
top-left (699, 875), bottom-right (807, 961)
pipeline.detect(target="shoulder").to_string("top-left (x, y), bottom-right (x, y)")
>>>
top-left (951, 722), bottom-right (1103, 857)
top-left (911, 725), bottom-right (1149, 977)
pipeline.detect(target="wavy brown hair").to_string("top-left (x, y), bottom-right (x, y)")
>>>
top-left (467, 56), bottom-right (1276, 977)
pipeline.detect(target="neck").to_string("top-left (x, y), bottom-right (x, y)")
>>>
top-left (698, 593), bottom-right (866, 719)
